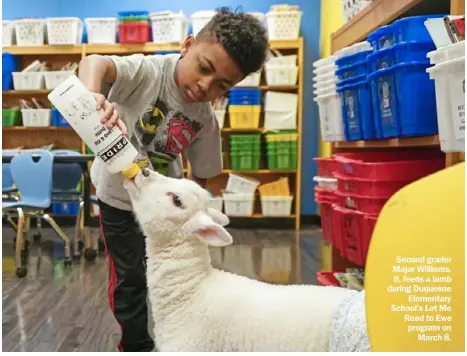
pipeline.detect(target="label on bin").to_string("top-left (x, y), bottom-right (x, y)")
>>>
top-left (379, 35), bottom-right (394, 49)
top-left (450, 75), bottom-right (465, 140)
top-left (378, 77), bottom-right (394, 127)
top-left (344, 91), bottom-right (359, 133)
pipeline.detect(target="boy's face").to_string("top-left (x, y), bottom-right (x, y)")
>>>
top-left (175, 36), bottom-right (245, 103)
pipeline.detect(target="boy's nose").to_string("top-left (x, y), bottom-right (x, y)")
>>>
top-left (197, 76), bottom-right (213, 93)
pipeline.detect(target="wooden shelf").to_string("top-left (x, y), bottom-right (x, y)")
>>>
top-left (84, 43), bottom-right (182, 54)
top-left (269, 39), bottom-right (301, 50)
top-left (3, 90), bottom-right (50, 96)
top-left (333, 136), bottom-right (440, 149)
top-left (3, 126), bottom-right (73, 131)
top-left (222, 169), bottom-right (296, 174)
top-left (331, 0), bottom-right (449, 52)
top-left (2, 45), bottom-right (83, 55)
top-left (230, 214), bottom-right (296, 219)
top-left (221, 128), bottom-right (265, 133)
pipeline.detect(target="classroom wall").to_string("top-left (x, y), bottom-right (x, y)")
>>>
top-left (3, 0), bottom-right (322, 215)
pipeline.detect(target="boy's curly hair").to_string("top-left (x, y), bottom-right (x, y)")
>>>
top-left (196, 7), bottom-right (269, 76)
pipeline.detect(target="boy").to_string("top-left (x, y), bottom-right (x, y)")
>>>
top-left (78, 8), bottom-right (268, 352)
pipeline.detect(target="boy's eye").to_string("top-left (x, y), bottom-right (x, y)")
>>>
top-left (199, 63), bottom-right (210, 74)
top-left (167, 192), bottom-right (184, 208)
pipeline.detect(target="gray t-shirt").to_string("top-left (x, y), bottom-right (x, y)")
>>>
top-left (90, 53), bottom-right (222, 211)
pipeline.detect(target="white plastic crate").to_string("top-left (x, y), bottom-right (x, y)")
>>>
top-left (315, 92), bottom-right (345, 142)
top-left (214, 110), bottom-right (226, 128)
top-left (14, 19), bottom-right (46, 46)
top-left (267, 54), bottom-right (297, 66)
top-left (265, 65), bottom-right (298, 86)
top-left (44, 71), bottom-right (75, 90)
top-left (264, 111), bottom-right (297, 130)
top-left (46, 17), bottom-right (83, 45)
top-left (12, 72), bottom-right (44, 90)
top-left (264, 91), bottom-right (297, 112)
top-left (191, 10), bottom-right (216, 37)
top-left (226, 173), bottom-right (260, 194)
top-left (313, 55), bottom-right (335, 69)
top-left (223, 193), bottom-right (255, 217)
top-left (235, 71), bottom-right (261, 87)
top-left (260, 196), bottom-right (293, 217)
top-left (427, 50), bottom-right (465, 153)
top-left (313, 63), bottom-right (337, 78)
top-left (3, 21), bottom-right (15, 46)
top-left (313, 176), bottom-right (338, 191)
top-left (248, 12), bottom-right (265, 23)
top-left (427, 40), bottom-right (465, 65)
top-left (334, 41), bottom-right (372, 61)
top-left (21, 109), bottom-right (51, 127)
top-left (208, 196), bottom-right (223, 212)
top-left (150, 11), bottom-right (188, 44)
top-left (84, 18), bottom-right (117, 44)
top-left (265, 10), bottom-right (302, 40)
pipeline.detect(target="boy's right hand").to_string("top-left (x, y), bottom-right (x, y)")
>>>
top-left (92, 93), bottom-right (128, 136)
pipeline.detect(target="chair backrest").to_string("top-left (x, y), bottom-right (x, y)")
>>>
top-left (10, 150), bottom-right (54, 208)
top-left (51, 150), bottom-right (83, 191)
top-left (2, 164), bottom-right (14, 190)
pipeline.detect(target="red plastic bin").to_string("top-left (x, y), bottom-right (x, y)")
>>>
top-left (333, 205), bottom-right (378, 266)
top-left (314, 157), bottom-right (336, 178)
top-left (333, 151), bottom-right (445, 181)
top-left (315, 188), bottom-right (337, 244)
top-left (335, 190), bottom-right (389, 214)
top-left (335, 174), bottom-right (412, 196)
top-left (316, 271), bottom-right (342, 287)
top-left (119, 22), bottom-right (149, 43)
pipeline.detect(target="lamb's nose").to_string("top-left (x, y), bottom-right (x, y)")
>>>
top-left (142, 168), bottom-right (150, 177)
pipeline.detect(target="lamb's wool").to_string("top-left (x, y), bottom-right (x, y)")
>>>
top-left (124, 170), bottom-right (357, 352)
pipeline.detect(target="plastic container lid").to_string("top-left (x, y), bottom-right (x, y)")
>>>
top-left (334, 41), bottom-right (373, 60)
top-left (313, 55), bottom-right (336, 68)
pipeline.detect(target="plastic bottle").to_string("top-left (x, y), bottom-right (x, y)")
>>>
top-left (48, 75), bottom-right (139, 175)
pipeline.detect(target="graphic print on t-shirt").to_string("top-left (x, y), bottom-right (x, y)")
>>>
top-left (130, 98), bottom-right (203, 170)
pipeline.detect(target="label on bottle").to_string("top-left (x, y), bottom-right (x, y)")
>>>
top-left (48, 75), bottom-right (137, 173)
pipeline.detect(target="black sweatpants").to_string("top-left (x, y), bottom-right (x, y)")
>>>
top-left (98, 199), bottom-right (155, 352)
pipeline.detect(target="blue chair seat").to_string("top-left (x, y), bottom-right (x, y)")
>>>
top-left (3, 187), bottom-right (17, 194)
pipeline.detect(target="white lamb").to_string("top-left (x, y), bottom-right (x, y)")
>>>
top-left (124, 169), bottom-right (370, 352)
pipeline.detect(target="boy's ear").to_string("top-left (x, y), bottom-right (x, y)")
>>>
top-left (184, 211), bottom-right (233, 247)
top-left (181, 35), bottom-right (195, 57)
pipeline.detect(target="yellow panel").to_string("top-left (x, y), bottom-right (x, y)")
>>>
top-left (366, 163), bottom-right (465, 351)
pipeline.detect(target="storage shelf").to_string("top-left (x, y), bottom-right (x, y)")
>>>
top-left (221, 128), bottom-right (266, 133)
top-left (3, 90), bottom-right (50, 95)
top-left (2, 39), bottom-right (301, 56)
top-left (234, 85), bottom-right (298, 90)
top-left (2, 126), bottom-right (73, 131)
top-left (229, 214), bottom-right (296, 219)
top-left (333, 135), bottom-right (440, 149)
top-left (222, 169), bottom-right (296, 174)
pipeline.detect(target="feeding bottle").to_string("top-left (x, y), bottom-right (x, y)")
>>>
top-left (48, 75), bottom-right (140, 179)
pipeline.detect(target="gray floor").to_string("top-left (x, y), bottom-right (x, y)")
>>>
top-left (2, 225), bottom-right (323, 352)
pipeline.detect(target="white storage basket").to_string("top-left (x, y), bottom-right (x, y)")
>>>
top-left (46, 17), bottom-right (83, 45)
top-left (313, 55), bottom-right (335, 69)
top-left (265, 65), bottom-right (298, 86)
top-left (214, 110), bottom-right (226, 128)
top-left (84, 18), bottom-right (117, 44)
top-left (235, 71), bottom-right (261, 87)
top-left (427, 41), bottom-right (465, 65)
top-left (226, 173), bottom-right (260, 194)
top-left (315, 92), bottom-right (345, 142)
top-left (21, 109), bottom-right (51, 127)
top-left (264, 111), bottom-right (297, 130)
top-left (265, 10), bottom-right (302, 40)
top-left (260, 196), bottom-right (293, 217)
top-left (3, 21), bottom-right (15, 46)
top-left (14, 19), bottom-right (46, 46)
top-left (150, 11), bottom-right (188, 43)
top-left (223, 193), bottom-right (255, 217)
top-left (208, 196), bottom-right (223, 212)
top-left (267, 54), bottom-right (297, 66)
top-left (12, 72), bottom-right (44, 90)
top-left (248, 12), bottom-right (265, 23)
top-left (312, 176), bottom-right (338, 191)
top-left (427, 54), bottom-right (465, 153)
top-left (44, 71), bottom-right (75, 90)
top-left (191, 10), bottom-right (216, 37)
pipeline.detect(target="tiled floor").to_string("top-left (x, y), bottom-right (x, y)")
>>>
top-left (2, 225), bottom-right (324, 352)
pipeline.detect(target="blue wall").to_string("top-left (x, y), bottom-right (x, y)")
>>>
top-left (3, 0), bottom-right (321, 215)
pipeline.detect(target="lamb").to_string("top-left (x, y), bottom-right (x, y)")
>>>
top-left (124, 169), bottom-right (370, 352)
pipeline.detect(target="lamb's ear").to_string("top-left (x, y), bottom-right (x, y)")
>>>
top-left (207, 208), bottom-right (230, 227)
top-left (184, 211), bottom-right (233, 247)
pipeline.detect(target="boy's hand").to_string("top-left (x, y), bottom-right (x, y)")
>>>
top-left (92, 93), bottom-right (128, 136)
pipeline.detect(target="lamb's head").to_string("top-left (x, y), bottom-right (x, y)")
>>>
top-left (124, 168), bottom-right (233, 248)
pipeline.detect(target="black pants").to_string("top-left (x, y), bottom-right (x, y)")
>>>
top-left (98, 199), bottom-right (155, 352)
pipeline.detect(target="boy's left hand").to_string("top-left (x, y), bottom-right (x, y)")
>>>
top-left (93, 92), bottom-right (128, 136)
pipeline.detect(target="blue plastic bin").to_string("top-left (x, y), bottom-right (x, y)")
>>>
top-left (52, 202), bottom-right (80, 216)
top-left (337, 74), bottom-right (366, 89)
top-left (228, 88), bottom-right (261, 105)
top-left (392, 15), bottom-right (446, 44)
top-left (337, 78), bottom-right (378, 141)
top-left (2, 72), bottom-right (13, 90)
top-left (117, 10), bottom-right (149, 18)
top-left (335, 60), bottom-right (367, 80)
top-left (368, 25), bottom-right (394, 50)
top-left (2, 53), bottom-right (19, 72)
top-left (367, 41), bottom-right (435, 72)
top-left (335, 50), bottom-right (373, 68)
top-left (51, 109), bottom-right (70, 127)
top-left (368, 61), bottom-right (438, 139)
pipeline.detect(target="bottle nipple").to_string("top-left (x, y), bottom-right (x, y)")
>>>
top-left (122, 163), bottom-right (140, 180)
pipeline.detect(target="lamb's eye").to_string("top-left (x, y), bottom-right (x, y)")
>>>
top-left (168, 192), bottom-right (184, 208)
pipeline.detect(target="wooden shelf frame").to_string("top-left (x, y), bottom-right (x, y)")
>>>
top-left (2, 38), bottom-right (304, 229)
top-left (327, 0), bottom-right (465, 270)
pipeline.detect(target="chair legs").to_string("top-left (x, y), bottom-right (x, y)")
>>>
top-left (73, 201), bottom-right (85, 258)
top-left (42, 214), bottom-right (71, 264)
top-left (14, 208), bottom-right (28, 278)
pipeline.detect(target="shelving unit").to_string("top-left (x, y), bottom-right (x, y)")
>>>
top-left (2, 38), bottom-right (304, 229)
top-left (327, 0), bottom-right (465, 271)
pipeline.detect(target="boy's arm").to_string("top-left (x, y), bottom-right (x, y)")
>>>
top-left (190, 174), bottom-right (208, 189)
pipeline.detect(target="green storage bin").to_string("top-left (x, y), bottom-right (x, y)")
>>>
top-left (2, 109), bottom-right (22, 127)
top-left (267, 148), bottom-right (297, 170)
top-left (230, 151), bottom-right (260, 171)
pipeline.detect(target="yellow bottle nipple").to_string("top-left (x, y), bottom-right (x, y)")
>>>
top-left (122, 163), bottom-right (140, 180)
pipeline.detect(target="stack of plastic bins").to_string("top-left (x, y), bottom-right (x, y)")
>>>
top-left (230, 134), bottom-right (261, 171)
top-left (334, 42), bottom-right (376, 141)
top-left (264, 130), bottom-right (298, 170)
top-left (366, 15), bottom-right (445, 139)
top-left (332, 150), bottom-right (445, 266)
top-left (228, 88), bottom-right (261, 128)
top-left (117, 11), bottom-right (150, 43)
